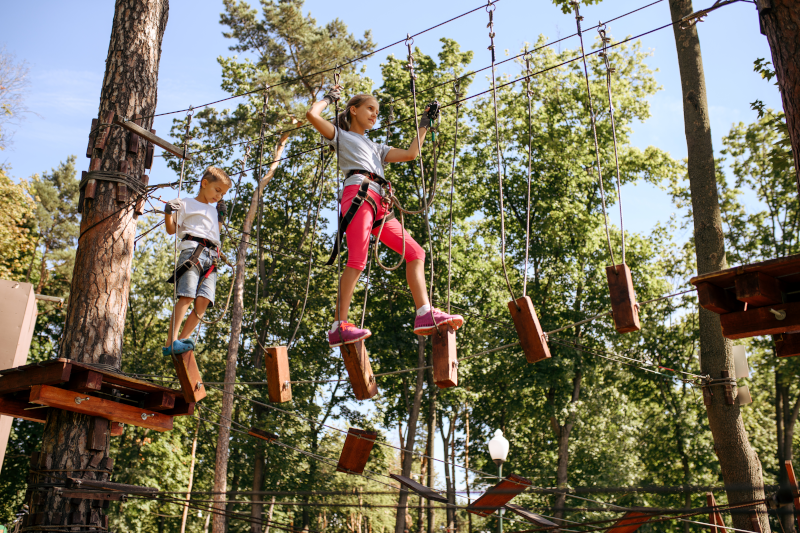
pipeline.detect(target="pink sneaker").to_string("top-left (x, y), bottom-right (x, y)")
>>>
top-left (328, 322), bottom-right (372, 347)
top-left (413, 308), bottom-right (464, 336)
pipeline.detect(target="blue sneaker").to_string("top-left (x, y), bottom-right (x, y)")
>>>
top-left (162, 346), bottom-right (173, 356)
top-left (171, 339), bottom-right (194, 355)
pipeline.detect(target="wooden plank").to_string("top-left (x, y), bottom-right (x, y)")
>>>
top-left (389, 474), bottom-right (448, 503)
top-left (0, 360), bottom-right (72, 395)
top-left (336, 428), bottom-right (377, 475)
top-left (94, 111), bottom-right (115, 151)
top-left (56, 490), bottom-right (126, 502)
top-left (706, 492), bottom-right (727, 533)
top-left (690, 253), bottom-right (800, 288)
top-left (340, 341), bottom-right (378, 401)
top-left (774, 333), bottom-right (800, 357)
top-left (143, 391), bottom-right (176, 411)
top-left (144, 130), bottom-right (155, 169)
top-left (89, 418), bottom-right (108, 451)
top-left (467, 474), bottom-right (532, 517)
top-left (114, 116), bottom-right (191, 160)
top-left (66, 477), bottom-right (157, 494)
top-left (698, 282), bottom-right (743, 314)
top-left (69, 370), bottom-right (104, 393)
top-left (29, 385), bottom-right (173, 433)
top-left (127, 113), bottom-right (142, 154)
top-left (432, 325), bottom-right (458, 388)
top-left (134, 174), bottom-right (149, 216)
top-left (86, 118), bottom-right (98, 158)
top-left (606, 263), bottom-right (641, 333)
top-left (0, 397), bottom-right (48, 423)
top-left (249, 427), bottom-right (278, 442)
top-left (735, 271), bottom-right (784, 307)
top-left (171, 350), bottom-right (207, 403)
top-left (69, 360), bottom-right (180, 397)
top-left (504, 503), bottom-right (557, 527)
top-left (264, 345), bottom-right (292, 403)
top-left (608, 511), bottom-right (652, 533)
top-left (508, 296), bottom-right (551, 363)
top-left (785, 460), bottom-right (800, 533)
top-left (720, 301), bottom-right (800, 339)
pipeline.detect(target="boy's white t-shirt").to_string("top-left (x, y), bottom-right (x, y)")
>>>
top-left (174, 197), bottom-right (221, 251)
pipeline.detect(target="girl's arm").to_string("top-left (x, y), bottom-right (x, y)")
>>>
top-left (385, 106), bottom-right (432, 163)
top-left (306, 86), bottom-right (341, 140)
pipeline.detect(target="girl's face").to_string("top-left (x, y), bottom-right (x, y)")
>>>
top-left (351, 98), bottom-right (379, 129)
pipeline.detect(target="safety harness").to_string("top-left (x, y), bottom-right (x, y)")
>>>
top-left (326, 170), bottom-right (396, 266)
top-left (167, 235), bottom-right (219, 284)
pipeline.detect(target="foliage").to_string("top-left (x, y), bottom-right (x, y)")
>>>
top-left (0, 167), bottom-right (37, 280)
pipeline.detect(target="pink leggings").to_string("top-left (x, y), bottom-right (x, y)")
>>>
top-left (341, 184), bottom-right (426, 271)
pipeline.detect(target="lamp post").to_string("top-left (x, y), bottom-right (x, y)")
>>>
top-left (488, 429), bottom-right (510, 533)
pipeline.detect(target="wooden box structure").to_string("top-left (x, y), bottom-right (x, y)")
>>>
top-left (171, 350), bottom-right (206, 403)
top-left (264, 345), bottom-right (292, 403)
top-left (389, 474), bottom-right (448, 503)
top-left (608, 511), bottom-right (652, 533)
top-left (336, 428), bottom-right (377, 475)
top-left (432, 326), bottom-right (458, 388)
top-left (0, 359), bottom-right (195, 433)
top-left (340, 341), bottom-right (378, 401)
top-left (467, 474), bottom-right (532, 516)
top-left (508, 296), bottom-right (551, 364)
top-left (606, 264), bottom-right (641, 333)
top-left (690, 254), bottom-right (800, 347)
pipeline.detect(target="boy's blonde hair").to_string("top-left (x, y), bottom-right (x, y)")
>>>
top-left (201, 166), bottom-right (232, 188)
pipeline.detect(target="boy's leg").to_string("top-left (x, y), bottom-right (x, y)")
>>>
top-left (179, 296), bottom-right (210, 340)
top-left (166, 297), bottom-right (194, 347)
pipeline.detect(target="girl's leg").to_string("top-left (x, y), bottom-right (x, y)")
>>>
top-left (371, 218), bottom-right (428, 307)
top-left (335, 267), bottom-right (362, 323)
top-left (166, 297), bottom-right (194, 346)
top-left (405, 259), bottom-right (430, 309)
top-left (179, 296), bottom-right (210, 340)
top-left (334, 186), bottom-right (374, 327)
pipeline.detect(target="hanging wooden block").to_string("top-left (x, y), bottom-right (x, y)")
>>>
top-left (264, 345), bottom-right (292, 403)
top-left (607, 511), bottom-right (652, 533)
top-left (432, 325), bottom-right (457, 388)
top-left (29, 385), bottom-right (172, 432)
top-left (336, 428), bottom-right (377, 475)
top-left (94, 111), bottom-right (115, 151)
top-left (248, 427), bottom-right (278, 442)
top-left (116, 161), bottom-right (129, 204)
top-left (508, 296), bottom-right (551, 363)
top-left (467, 474), bottom-right (532, 516)
top-left (504, 503), bottom-right (556, 527)
top-left (773, 333), bottom-right (800, 358)
top-left (706, 492), bottom-right (727, 533)
top-left (785, 460), bottom-right (800, 533)
top-left (171, 350), bottom-right (207, 404)
top-left (86, 119), bottom-right (98, 158)
top-left (389, 474), bottom-right (448, 503)
top-left (340, 341), bottom-right (378, 401)
top-left (134, 174), bottom-right (149, 216)
top-left (606, 263), bottom-right (641, 333)
top-left (720, 301), bottom-right (800, 339)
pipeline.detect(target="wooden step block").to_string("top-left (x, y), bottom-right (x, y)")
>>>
top-left (110, 422), bottom-right (124, 437)
top-left (698, 282), bottom-right (743, 314)
top-left (432, 326), bottom-right (457, 388)
top-left (774, 333), bottom-right (800, 357)
top-left (508, 296), bottom-right (551, 363)
top-left (0, 397), bottom-right (48, 423)
top-left (721, 301), bottom-right (800, 339)
top-left (389, 474), bottom-right (448, 503)
top-left (264, 345), bottom-right (292, 403)
top-left (608, 511), bottom-right (652, 533)
top-left (29, 385), bottom-right (172, 432)
top-left (467, 474), bottom-right (532, 516)
top-left (735, 271), bottom-right (784, 307)
top-left (706, 493), bottom-right (727, 533)
top-left (248, 427), bottom-right (278, 442)
top-left (606, 263), bottom-right (641, 333)
top-left (337, 428), bottom-right (377, 475)
top-left (171, 350), bottom-right (206, 403)
top-left (504, 503), bottom-right (556, 527)
top-left (340, 341), bottom-right (378, 401)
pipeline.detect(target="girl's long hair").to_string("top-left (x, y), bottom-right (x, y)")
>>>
top-left (332, 94), bottom-right (379, 132)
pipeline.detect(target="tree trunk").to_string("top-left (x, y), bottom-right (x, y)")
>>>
top-left (211, 132), bottom-right (290, 532)
top-left (25, 1), bottom-right (169, 529)
top-left (758, 0), bottom-right (800, 195)
top-left (251, 452), bottom-right (266, 533)
top-left (549, 371), bottom-right (581, 521)
top-left (465, 406), bottom-right (472, 533)
top-left (264, 495), bottom-right (277, 533)
top-left (439, 411), bottom-right (456, 532)
top-left (426, 358), bottom-right (438, 533)
top-left (181, 418), bottom-right (202, 533)
top-left (394, 336), bottom-right (427, 533)
top-left (669, 1), bottom-right (770, 530)
top-left (776, 370), bottom-right (800, 533)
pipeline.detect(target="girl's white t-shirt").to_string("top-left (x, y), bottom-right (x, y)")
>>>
top-left (174, 197), bottom-right (221, 251)
top-left (323, 128), bottom-right (392, 195)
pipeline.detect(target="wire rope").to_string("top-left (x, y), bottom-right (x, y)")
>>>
top-left (446, 77), bottom-right (462, 313)
top-left (523, 48), bottom-right (534, 297)
top-left (252, 92), bottom-right (270, 318)
top-left (169, 108), bottom-right (193, 350)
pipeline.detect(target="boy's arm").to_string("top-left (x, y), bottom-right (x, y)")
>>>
top-left (164, 199), bottom-right (180, 235)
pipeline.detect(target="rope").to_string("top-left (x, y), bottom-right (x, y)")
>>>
top-left (523, 50), bottom-right (534, 297)
top-left (80, 170), bottom-right (146, 195)
top-left (253, 91), bottom-right (270, 317)
top-left (447, 77), bottom-right (462, 313)
top-left (169, 108), bottom-right (193, 348)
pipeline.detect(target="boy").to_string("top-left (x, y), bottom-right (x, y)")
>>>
top-left (163, 166), bottom-right (232, 356)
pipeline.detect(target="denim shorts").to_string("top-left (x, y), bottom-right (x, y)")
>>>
top-left (175, 246), bottom-right (217, 306)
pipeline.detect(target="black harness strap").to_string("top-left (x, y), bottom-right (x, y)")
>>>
top-left (167, 236), bottom-right (218, 284)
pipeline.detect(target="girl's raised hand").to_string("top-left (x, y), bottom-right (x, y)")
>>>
top-left (322, 85), bottom-right (342, 105)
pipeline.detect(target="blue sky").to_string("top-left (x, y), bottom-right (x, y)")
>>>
top-left (0, 0), bottom-right (786, 503)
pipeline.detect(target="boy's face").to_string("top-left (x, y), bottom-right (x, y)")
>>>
top-left (199, 178), bottom-right (230, 204)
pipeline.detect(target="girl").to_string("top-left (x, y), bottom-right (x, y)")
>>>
top-left (306, 86), bottom-right (463, 347)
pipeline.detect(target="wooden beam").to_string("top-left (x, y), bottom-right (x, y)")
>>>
top-left (0, 397), bottom-right (48, 423)
top-left (340, 341), bottom-right (378, 401)
top-left (114, 115), bottom-right (191, 160)
top-left (508, 296), bottom-right (551, 363)
top-left (248, 427), bottom-right (278, 442)
top-left (720, 301), bottom-right (800, 339)
top-left (69, 360), bottom-right (180, 397)
top-left (162, 398), bottom-right (195, 417)
top-left (69, 370), bottom-right (104, 393)
top-left (697, 282), bottom-right (742, 314)
top-left (608, 511), bottom-right (652, 533)
top-left (56, 490), bottom-right (126, 502)
top-left (0, 361), bottom-right (72, 395)
top-left (432, 325), bottom-right (457, 388)
top-left (467, 474), bottom-right (532, 517)
top-left (29, 385), bottom-right (173, 432)
top-left (389, 474), bottom-right (448, 503)
top-left (143, 391), bottom-right (176, 411)
top-left (735, 271), bottom-right (784, 307)
top-left (606, 263), bottom-right (641, 333)
top-left (337, 428), bottom-right (377, 475)
top-left (171, 350), bottom-right (207, 404)
top-left (504, 503), bottom-right (556, 527)
top-left (264, 345), bottom-right (292, 403)
top-left (66, 477), bottom-right (157, 494)
top-left (706, 493), bottom-right (727, 533)
top-left (774, 333), bottom-right (800, 357)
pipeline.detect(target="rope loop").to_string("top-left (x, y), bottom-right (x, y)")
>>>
top-left (404, 33), bottom-right (414, 47)
top-left (485, 0), bottom-right (496, 13)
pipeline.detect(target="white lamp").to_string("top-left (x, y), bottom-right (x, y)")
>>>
top-left (488, 429), bottom-right (510, 466)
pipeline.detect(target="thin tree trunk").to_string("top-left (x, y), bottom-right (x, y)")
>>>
top-left (465, 406), bottom-right (472, 533)
top-left (251, 451), bottom-right (266, 533)
top-left (26, 1), bottom-right (169, 528)
top-left (264, 495), bottom-right (276, 533)
top-left (181, 418), bottom-right (202, 533)
top-left (549, 372), bottom-right (582, 521)
top-left (439, 411), bottom-right (456, 532)
top-left (394, 336), bottom-right (427, 533)
top-left (426, 358), bottom-right (438, 533)
top-left (211, 132), bottom-right (290, 532)
top-left (668, 2), bottom-right (769, 530)
top-left (416, 453), bottom-right (426, 533)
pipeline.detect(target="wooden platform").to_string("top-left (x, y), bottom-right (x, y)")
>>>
top-left (0, 359), bottom-right (193, 431)
top-left (467, 474), bottom-right (532, 516)
top-left (690, 254), bottom-right (800, 342)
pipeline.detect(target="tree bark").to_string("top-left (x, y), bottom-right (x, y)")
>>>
top-left (426, 357), bottom-right (438, 533)
top-left (181, 418), bottom-right (202, 533)
top-left (465, 405), bottom-right (472, 533)
top-left (25, 1), bottom-right (168, 529)
top-left (394, 336), bottom-right (427, 533)
top-left (250, 451), bottom-right (266, 533)
top-left (211, 132), bottom-right (290, 533)
top-left (669, 2), bottom-right (770, 530)
top-left (549, 372), bottom-right (581, 521)
top-left (757, 0), bottom-right (800, 195)
top-left (776, 370), bottom-right (800, 533)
